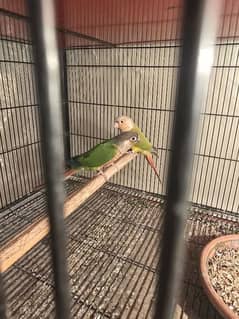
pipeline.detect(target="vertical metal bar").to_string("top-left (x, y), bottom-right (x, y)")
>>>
top-left (27, 1), bottom-right (71, 319)
top-left (60, 49), bottom-right (71, 163)
top-left (0, 273), bottom-right (6, 319)
top-left (154, 1), bottom-right (222, 319)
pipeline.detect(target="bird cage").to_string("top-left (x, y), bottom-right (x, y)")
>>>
top-left (0, 0), bottom-right (238, 318)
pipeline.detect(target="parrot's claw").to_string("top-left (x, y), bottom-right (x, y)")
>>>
top-left (104, 162), bottom-right (120, 173)
top-left (96, 169), bottom-right (108, 182)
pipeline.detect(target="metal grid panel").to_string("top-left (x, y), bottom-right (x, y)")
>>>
top-left (0, 178), bottom-right (86, 248)
top-left (67, 43), bottom-right (178, 196)
top-left (66, 1), bottom-right (182, 198)
top-left (0, 1), bottom-right (238, 215)
top-left (66, 0), bottom-right (239, 214)
top-left (3, 181), bottom-right (239, 318)
top-left (0, 10), bottom-right (43, 209)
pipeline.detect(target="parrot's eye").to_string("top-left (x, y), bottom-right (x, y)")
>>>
top-left (131, 136), bottom-right (137, 142)
top-left (120, 120), bottom-right (124, 123)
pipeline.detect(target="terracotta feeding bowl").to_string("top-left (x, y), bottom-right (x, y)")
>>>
top-left (200, 234), bottom-right (239, 319)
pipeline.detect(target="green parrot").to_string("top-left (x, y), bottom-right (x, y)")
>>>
top-left (114, 115), bottom-right (161, 183)
top-left (65, 131), bottom-right (139, 178)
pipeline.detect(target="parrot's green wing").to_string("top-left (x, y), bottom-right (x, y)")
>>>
top-left (70, 141), bottom-right (118, 170)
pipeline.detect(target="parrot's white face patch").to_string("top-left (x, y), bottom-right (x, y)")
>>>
top-left (114, 116), bottom-right (134, 131)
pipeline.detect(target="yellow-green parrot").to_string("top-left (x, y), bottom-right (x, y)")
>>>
top-left (65, 131), bottom-right (139, 178)
top-left (114, 115), bottom-right (161, 182)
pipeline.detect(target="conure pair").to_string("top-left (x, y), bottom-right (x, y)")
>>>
top-left (114, 116), bottom-right (161, 182)
top-left (66, 116), bottom-right (161, 182)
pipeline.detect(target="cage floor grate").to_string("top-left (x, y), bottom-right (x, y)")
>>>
top-left (0, 177), bottom-right (88, 247)
top-left (2, 178), bottom-right (239, 318)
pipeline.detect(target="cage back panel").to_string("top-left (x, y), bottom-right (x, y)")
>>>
top-left (0, 0), bottom-right (239, 215)
top-left (0, 9), bottom-right (44, 209)
top-left (65, 0), bottom-right (239, 214)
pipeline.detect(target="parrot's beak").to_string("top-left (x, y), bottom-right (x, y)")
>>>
top-left (114, 121), bottom-right (119, 129)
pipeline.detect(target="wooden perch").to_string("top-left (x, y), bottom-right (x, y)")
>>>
top-left (0, 153), bottom-right (137, 273)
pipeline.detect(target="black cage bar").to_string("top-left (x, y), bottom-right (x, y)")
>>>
top-left (154, 0), bottom-right (222, 318)
top-left (27, 1), bottom-right (71, 318)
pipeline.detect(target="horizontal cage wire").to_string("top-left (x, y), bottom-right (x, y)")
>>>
top-left (0, 0), bottom-right (239, 318)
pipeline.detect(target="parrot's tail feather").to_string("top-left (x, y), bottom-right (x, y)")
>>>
top-left (145, 154), bottom-right (162, 184)
top-left (64, 169), bottom-right (76, 178)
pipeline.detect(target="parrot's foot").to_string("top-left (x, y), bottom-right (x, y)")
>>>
top-left (102, 162), bottom-right (120, 173)
top-left (96, 169), bottom-right (108, 182)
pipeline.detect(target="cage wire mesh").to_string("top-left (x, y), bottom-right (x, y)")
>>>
top-left (64, 0), bottom-right (239, 214)
top-left (0, 0), bottom-right (238, 213)
top-left (0, 0), bottom-right (239, 318)
top-left (0, 5), bottom-right (43, 209)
